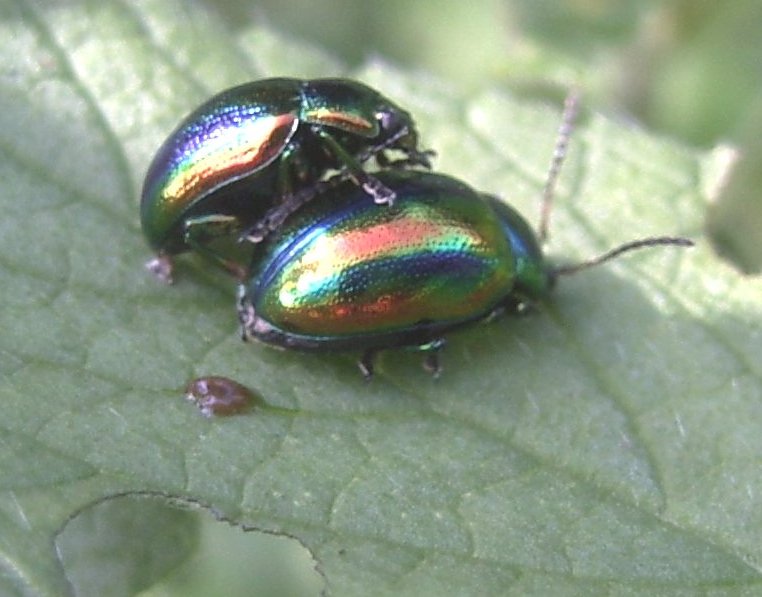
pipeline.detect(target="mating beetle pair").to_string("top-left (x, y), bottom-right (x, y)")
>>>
top-left (142, 79), bottom-right (692, 378)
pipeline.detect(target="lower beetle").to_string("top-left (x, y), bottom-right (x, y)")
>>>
top-left (237, 166), bottom-right (692, 379)
top-left (140, 77), bottom-right (432, 282)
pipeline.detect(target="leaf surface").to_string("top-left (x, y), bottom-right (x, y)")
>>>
top-left (1, 1), bottom-right (761, 595)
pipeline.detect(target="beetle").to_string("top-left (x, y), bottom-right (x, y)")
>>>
top-left (140, 77), bottom-right (432, 282)
top-left (236, 169), bottom-right (692, 379)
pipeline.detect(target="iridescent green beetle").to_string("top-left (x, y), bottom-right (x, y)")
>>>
top-left (237, 94), bottom-right (692, 378)
top-left (140, 78), bottom-right (432, 282)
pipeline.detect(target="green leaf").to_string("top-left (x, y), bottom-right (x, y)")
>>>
top-left (1, 1), bottom-right (761, 595)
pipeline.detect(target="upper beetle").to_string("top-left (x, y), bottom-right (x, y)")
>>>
top-left (140, 77), bottom-right (432, 282)
top-left (237, 93), bottom-right (692, 378)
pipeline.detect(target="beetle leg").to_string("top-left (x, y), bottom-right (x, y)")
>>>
top-left (357, 349), bottom-right (378, 381)
top-left (363, 177), bottom-right (397, 206)
top-left (145, 253), bottom-right (174, 284)
top-left (421, 338), bottom-right (446, 378)
top-left (412, 148), bottom-right (436, 169)
top-left (276, 141), bottom-right (302, 196)
top-left (484, 305), bottom-right (506, 323)
top-left (350, 124), bottom-right (408, 164)
top-left (384, 148), bottom-right (436, 170)
top-left (422, 352), bottom-right (441, 378)
top-left (500, 293), bottom-right (536, 317)
top-left (239, 174), bottom-right (345, 244)
top-left (237, 154), bottom-right (301, 244)
top-left (312, 127), bottom-right (397, 205)
top-left (185, 215), bottom-right (248, 280)
top-left (237, 284), bottom-right (255, 342)
top-left (352, 125), bottom-right (433, 169)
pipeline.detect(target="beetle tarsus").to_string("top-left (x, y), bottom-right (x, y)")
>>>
top-left (422, 352), bottom-right (441, 378)
top-left (358, 350), bottom-right (377, 381)
top-left (422, 340), bottom-right (445, 378)
top-left (375, 148), bottom-right (435, 171)
top-left (241, 227), bottom-right (266, 244)
top-left (364, 178), bottom-right (396, 205)
top-left (405, 148), bottom-right (436, 170)
top-left (237, 285), bottom-right (254, 342)
top-left (145, 254), bottom-right (174, 284)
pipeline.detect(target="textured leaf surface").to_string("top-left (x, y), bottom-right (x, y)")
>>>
top-left (1, 1), bottom-right (761, 595)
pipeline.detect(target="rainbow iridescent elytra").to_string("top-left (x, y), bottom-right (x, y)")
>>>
top-left (140, 78), bottom-right (431, 282)
top-left (237, 94), bottom-right (693, 378)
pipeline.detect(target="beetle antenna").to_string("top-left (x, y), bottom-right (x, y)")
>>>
top-left (538, 88), bottom-right (580, 245)
top-left (549, 236), bottom-right (694, 283)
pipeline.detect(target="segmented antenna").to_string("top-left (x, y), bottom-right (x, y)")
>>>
top-left (549, 236), bottom-right (694, 284)
top-left (538, 89), bottom-right (580, 244)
